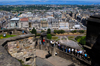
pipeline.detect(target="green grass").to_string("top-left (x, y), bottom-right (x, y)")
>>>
top-left (0, 35), bottom-right (16, 39)
top-left (75, 36), bottom-right (86, 45)
top-left (68, 36), bottom-right (75, 40)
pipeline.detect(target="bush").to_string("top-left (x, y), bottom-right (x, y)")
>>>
top-left (79, 30), bottom-right (85, 33)
top-left (54, 30), bottom-right (65, 34)
top-left (41, 30), bottom-right (45, 33)
top-left (47, 34), bottom-right (52, 39)
top-left (54, 30), bottom-right (57, 34)
top-left (71, 30), bottom-right (77, 33)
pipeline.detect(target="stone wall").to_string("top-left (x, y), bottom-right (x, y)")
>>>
top-left (7, 37), bottom-right (36, 65)
top-left (35, 39), bottom-right (91, 66)
top-left (0, 28), bottom-right (31, 35)
top-left (0, 34), bottom-right (35, 66)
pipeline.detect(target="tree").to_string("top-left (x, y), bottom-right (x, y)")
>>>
top-left (47, 28), bottom-right (51, 34)
top-left (54, 30), bottom-right (57, 34)
top-left (71, 30), bottom-right (77, 33)
top-left (47, 34), bottom-right (52, 39)
top-left (79, 30), bottom-right (85, 33)
top-left (60, 30), bottom-right (65, 34)
top-left (41, 30), bottom-right (45, 33)
top-left (31, 27), bottom-right (37, 36)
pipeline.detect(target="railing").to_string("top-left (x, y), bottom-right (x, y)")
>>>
top-left (35, 39), bottom-right (91, 66)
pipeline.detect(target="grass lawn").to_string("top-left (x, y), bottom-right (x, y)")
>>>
top-left (75, 36), bottom-right (86, 45)
top-left (52, 36), bottom-right (58, 40)
top-left (0, 34), bottom-right (17, 39)
top-left (68, 36), bottom-right (75, 40)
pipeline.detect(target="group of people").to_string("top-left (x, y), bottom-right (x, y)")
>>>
top-left (38, 39), bottom-right (90, 61)
top-left (50, 40), bottom-right (90, 61)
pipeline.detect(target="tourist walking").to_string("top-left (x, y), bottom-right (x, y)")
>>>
top-left (43, 39), bottom-right (45, 45)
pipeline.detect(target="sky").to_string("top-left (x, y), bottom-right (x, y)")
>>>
top-left (0, 0), bottom-right (100, 2)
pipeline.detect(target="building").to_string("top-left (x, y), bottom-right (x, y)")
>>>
top-left (59, 22), bottom-right (69, 30)
top-left (19, 17), bottom-right (29, 30)
top-left (53, 12), bottom-right (62, 20)
top-left (85, 15), bottom-right (100, 66)
top-left (8, 17), bottom-right (19, 28)
top-left (40, 18), bottom-right (48, 30)
top-left (48, 17), bottom-right (59, 30)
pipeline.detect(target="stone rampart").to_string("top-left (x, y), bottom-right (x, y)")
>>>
top-left (35, 39), bottom-right (91, 66)
top-left (0, 29), bottom-right (34, 66)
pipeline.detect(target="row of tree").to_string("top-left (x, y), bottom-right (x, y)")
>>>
top-left (71, 30), bottom-right (85, 33)
top-left (54, 30), bottom-right (65, 34)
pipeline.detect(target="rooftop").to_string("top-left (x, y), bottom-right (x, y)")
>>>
top-left (11, 17), bottom-right (19, 21)
top-left (20, 17), bottom-right (28, 22)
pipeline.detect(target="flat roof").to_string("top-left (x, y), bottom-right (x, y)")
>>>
top-left (11, 17), bottom-right (19, 21)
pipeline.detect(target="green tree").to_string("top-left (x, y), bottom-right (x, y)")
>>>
top-left (79, 30), bottom-right (85, 33)
top-left (47, 34), bottom-right (52, 39)
top-left (54, 30), bottom-right (57, 34)
top-left (41, 30), bottom-right (45, 33)
top-left (47, 28), bottom-right (51, 34)
top-left (60, 30), bottom-right (65, 34)
top-left (71, 30), bottom-right (77, 33)
top-left (31, 27), bottom-right (37, 36)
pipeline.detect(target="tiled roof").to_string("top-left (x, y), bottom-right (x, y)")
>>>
top-left (20, 18), bottom-right (28, 22)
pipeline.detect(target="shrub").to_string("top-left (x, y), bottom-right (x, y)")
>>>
top-left (71, 30), bottom-right (77, 33)
top-left (41, 30), bottom-right (45, 33)
top-left (47, 34), bottom-right (52, 39)
top-left (54, 30), bottom-right (65, 34)
top-left (79, 30), bottom-right (85, 33)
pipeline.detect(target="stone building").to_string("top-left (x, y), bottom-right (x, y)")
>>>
top-left (8, 17), bottom-right (19, 28)
top-left (40, 18), bottom-right (48, 30)
top-left (85, 15), bottom-right (100, 66)
top-left (59, 22), bottom-right (69, 30)
top-left (19, 17), bottom-right (29, 30)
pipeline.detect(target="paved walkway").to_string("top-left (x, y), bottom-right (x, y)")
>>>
top-left (35, 50), bottom-right (79, 66)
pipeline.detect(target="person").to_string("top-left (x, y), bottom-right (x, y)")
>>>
top-left (68, 48), bottom-right (71, 53)
top-left (79, 50), bottom-right (82, 58)
top-left (84, 53), bottom-right (87, 59)
top-left (51, 41), bottom-right (54, 47)
top-left (39, 40), bottom-right (41, 45)
top-left (66, 47), bottom-right (67, 53)
top-left (58, 42), bottom-right (60, 49)
top-left (77, 49), bottom-right (80, 57)
top-left (75, 49), bottom-right (77, 56)
top-left (43, 39), bottom-right (45, 45)
top-left (62, 45), bottom-right (64, 51)
top-left (50, 40), bottom-right (52, 44)
top-left (71, 48), bottom-right (74, 54)
top-left (22, 30), bottom-right (24, 34)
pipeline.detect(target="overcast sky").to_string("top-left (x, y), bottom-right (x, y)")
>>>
top-left (0, 0), bottom-right (100, 2)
